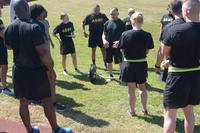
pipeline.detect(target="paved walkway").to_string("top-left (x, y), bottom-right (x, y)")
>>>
top-left (0, 118), bottom-right (51, 133)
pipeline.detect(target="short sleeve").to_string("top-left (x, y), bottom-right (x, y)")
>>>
top-left (146, 33), bottom-right (154, 49)
top-left (4, 25), bottom-right (14, 46)
top-left (103, 22), bottom-right (108, 33)
top-left (119, 32), bottom-right (126, 49)
top-left (122, 18), bottom-right (126, 24)
top-left (160, 16), bottom-right (164, 24)
top-left (0, 20), bottom-right (5, 31)
top-left (83, 15), bottom-right (90, 25)
top-left (53, 24), bottom-right (60, 34)
top-left (162, 28), bottom-right (174, 46)
top-left (71, 22), bottom-right (75, 32)
top-left (32, 25), bottom-right (45, 46)
top-left (121, 21), bottom-right (126, 32)
top-left (103, 14), bottom-right (109, 23)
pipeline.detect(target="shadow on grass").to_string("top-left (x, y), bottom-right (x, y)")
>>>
top-left (56, 94), bottom-right (110, 127)
top-left (71, 74), bottom-right (107, 85)
top-left (96, 66), bottom-right (119, 72)
top-left (146, 83), bottom-right (163, 93)
top-left (56, 80), bottom-right (90, 91)
top-left (137, 115), bottom-right (200, 133)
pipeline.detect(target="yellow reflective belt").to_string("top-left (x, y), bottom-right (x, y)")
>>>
top-left (124, 58), bottom-right (147, 63)
top-left (168, 66), bottom-right (200, 73)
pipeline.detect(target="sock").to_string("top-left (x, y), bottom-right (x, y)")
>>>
top-left (92, 59), bottom-right (95, 65)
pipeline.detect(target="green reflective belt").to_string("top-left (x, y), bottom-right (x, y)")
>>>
top-left (168, 66), bottom-right (200, 73)
top-left (124, 58), bottom-right (147, 63)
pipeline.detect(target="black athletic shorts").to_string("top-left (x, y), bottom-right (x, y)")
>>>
top-left (121, 62), bottom-right (148, 84)
top-left (12, 65), bottom-right (51, 101)
top-left (106, 48), bottom-right (122, 64)
top-left (164, 70), bottom-right (200, 109)
top-left (88, 35), bottom-right (104, 48)
top-left (0, 45), bottom-right (8, 65)
top-left (60, 40), bottom-right (75, 55)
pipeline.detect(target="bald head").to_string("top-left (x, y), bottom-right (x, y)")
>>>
top-left (128, 8), bottom-right (135, 17)
top-left (14, 0), bottom-right (30, 19)
top-left (110, 8), bottom-right (119, 20)
top-left (182, 0), bottom-right (200, 22)
top-left (93, 4), bottom-right (100, 14)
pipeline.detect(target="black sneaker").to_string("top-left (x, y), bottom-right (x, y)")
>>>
top-left (2, 87), bottom-right (14, 95)
top-left (55, 102), bottom-right (66, 112)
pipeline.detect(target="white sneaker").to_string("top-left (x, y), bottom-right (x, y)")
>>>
top-left (106, 75), bottom-right (114, 82)
top-left (63, 70), bottom-right (68, 76)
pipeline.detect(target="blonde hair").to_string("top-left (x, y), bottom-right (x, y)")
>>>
top-left (130, 12), bottom-right (143, 25)
top-left (60, 12), bottom-right (67, 20)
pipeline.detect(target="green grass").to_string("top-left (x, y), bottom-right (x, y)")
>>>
top-left (1, 0), bottom-right (200, 133)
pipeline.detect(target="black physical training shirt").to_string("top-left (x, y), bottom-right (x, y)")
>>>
top-left (163, 22), bottom-right (200, 68)
top-left (83, 13), bottom-right (108, 36)
top-left (161, 18), bottom-right (185, 41)
top-left (4, 19), bottom-right (46, 69)
top-left (31, 19), bottom-right (46, 37)
top-left (0, 19), bottom-right (5, 46)
top-left (160, 14), bottom-right (174, 29)
top-left (104, 19), bottom-right (125, 45)
top-left (53, 22), bottom-right (74, 41)
top-left (119, 30), bottom-right (154, 59)
top-left (123, 17), bottom-right (132, 31)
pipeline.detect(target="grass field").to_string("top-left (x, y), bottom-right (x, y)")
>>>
top-left (0, 0), bottom-right (200, 133)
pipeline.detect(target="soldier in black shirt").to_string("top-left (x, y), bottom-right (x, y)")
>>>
top-left (161, 0), bottom-right (200, 132)
top-left (82, 4), bottom-right (108, 68)
top-left (102, 8), bottom-right (125, 81)
top-left (53, 13), bottom-right (80, 76)
top-left (159, 4), bottom-right (175, 41)
top-left (155, 0), bottom-right (184, 82)
top-left (120, 12), bottom-right (154, 117)
top-left (4, 1), bottom-right (72, 133)
top-left (30, 4), bottom-right (66, 111)
top-left (0, 7), bottom-right (14, 95)
top-left (30, 4), bottom-right (46, 37)
top-left (123, 8), bottom-right (135, 31)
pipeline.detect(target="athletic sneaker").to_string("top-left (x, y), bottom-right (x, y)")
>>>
top-left (55, 102), bottom-right (66, 112)
top-left (104, 67), bottom-right (108, 71)
top-left (52, 127), bottom-right (72, 133)
top-left (31, 126), bottom-right (40, 133)
top-left (141, 110), bottom-right (148, 116)
top-left (2, 87), bottom-right (14, 95)
top-left (74, 68), bottom-right (81, 73)
top-left (63, 70), bottom-right (68, 76)
top-left (106, 74), bottom-right (114, 82)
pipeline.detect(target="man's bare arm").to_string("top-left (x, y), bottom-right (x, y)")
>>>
top-left (52, 33), bottom-right (60, 42)
top-left (102, 32), bottom-right (109, 48)
top-left (82, 24), bottom-right (88, 38)
top-left (35, 44), bottom-right (54, 71)
top-left (161, 43), bottom-right (171, 68)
